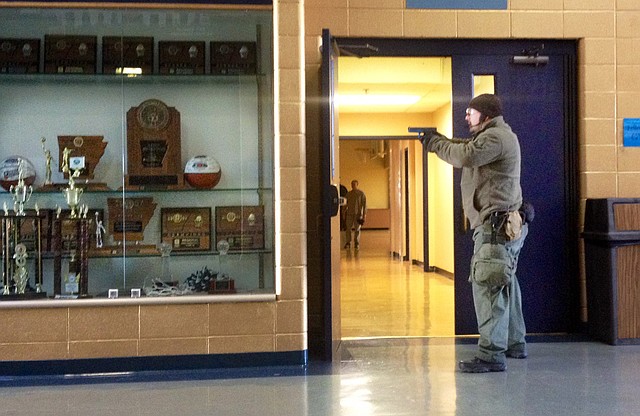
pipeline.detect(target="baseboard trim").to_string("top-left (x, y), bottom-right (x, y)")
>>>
top-left (0, 350), bottom-right (307, 386)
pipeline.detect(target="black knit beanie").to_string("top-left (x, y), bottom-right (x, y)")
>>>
top-left (468, 94), bottom-right (502, 118)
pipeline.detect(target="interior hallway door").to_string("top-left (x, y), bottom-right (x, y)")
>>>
top-left (451, 44), bottom-right (578, 335)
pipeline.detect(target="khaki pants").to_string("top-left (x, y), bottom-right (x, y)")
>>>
top-left (344, 215), bottom-right (362, 247)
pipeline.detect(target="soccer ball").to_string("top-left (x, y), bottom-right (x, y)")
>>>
top-left (0, 156), bottom-right (36, 191)
top-left (184, 155), bottom-right (221, 189)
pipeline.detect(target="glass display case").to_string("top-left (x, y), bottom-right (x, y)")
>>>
top-left (0, 5), bottom-right (274, 300)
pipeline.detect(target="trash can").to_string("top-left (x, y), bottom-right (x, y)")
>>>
top-left (583, 198), bottom-right (640, 345)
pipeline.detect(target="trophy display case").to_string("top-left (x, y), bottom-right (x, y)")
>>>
top-left (0, 6), bottom-right (275, 300)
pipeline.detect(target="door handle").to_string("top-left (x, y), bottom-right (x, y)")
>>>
top-left (328, 184), bottom-right (340, 217)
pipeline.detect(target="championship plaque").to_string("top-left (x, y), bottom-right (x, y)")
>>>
top-left (107, 197), bottom-right (156, 242)
top-left (126, 99), bottom-right (184, 189)
top-left (19, 209), bottom-right (53, 253)
top-left (210, 41), bottom-right (257, 75)
top-left (58, 208), bottom-right (102, 251)
top-left (0, 38), bottom-right (40, 74)
top-left (215, 205), bottom-right (264, 251)
top-left (158, 41), bottom-right (205, 75)
top-left (57, 135), bottom-right (109, 190)
top-left (102, 36), bottom-right (153, 75)
top-left (44, 35), bottom-right (97, 74)
top-left (161, 207), bottom-right (211, 251)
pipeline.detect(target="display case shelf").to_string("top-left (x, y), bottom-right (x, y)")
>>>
top-left (0, 5), bottom-right (275, 300)
top-left (0, 73), bottom-right (269, 84)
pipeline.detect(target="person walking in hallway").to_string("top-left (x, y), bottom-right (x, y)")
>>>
top-left (344, 179), bottom-right (367, 250)
top-left (422, 94), bottom-right (530, 373)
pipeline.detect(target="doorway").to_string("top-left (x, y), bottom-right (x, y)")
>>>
top-left (336, 56), bottom-right (456, 339)
top-left (317, 33), bottom-right (578, 359)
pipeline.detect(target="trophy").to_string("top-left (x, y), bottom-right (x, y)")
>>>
top-left (57, 135), bottom-right (109, 191)
top-left (12, 243), bottom-right (29, 294)
top-left (41, 137), bottom-right (53, 186)
top-left (52, 204), bottom-right (91, 298)
top-left (125, 99), bottom-right (184, 189)
top-left (9, 158), bottom-right (33, 216)
top-left (210, 239), bottom-right (235, 294)
top-left (2, 175), bottom-right (46, 299)
top-left (61, 147), bottom-right (83, 218)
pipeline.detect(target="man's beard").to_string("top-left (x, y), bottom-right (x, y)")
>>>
top-left (468, 121), bottom-right (482, 134)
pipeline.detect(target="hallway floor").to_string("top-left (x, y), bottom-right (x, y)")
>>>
top-left (3, 231), bottom-right (638, 415)
top-left (2, 339), bottom-right (640, 415)
top-left (341, 230), bottom-right (455, 338)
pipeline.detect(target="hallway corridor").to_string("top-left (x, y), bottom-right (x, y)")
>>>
top-left (341, 230), bottom-right (455, 339)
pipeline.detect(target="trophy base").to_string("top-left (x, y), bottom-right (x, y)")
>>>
top-left (123, 174), bottom-right (186, 190)
top-left (0, 291), bottom-right (48, 301)
top-left (92, 244), bottom-right (159, 256)
top-left (209, 279), bottom-right (236, 294)
top-left (38, 182), bottom-right (111, 191)
top-left (37, 183), bottom-right (65, 192)
top-left (82, 182), bottom-right (111, 191)
top-left (53, 293), bottom-right (93, 299)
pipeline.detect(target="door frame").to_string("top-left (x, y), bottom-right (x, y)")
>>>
top-left (316, 36), bottom-right (579, 360)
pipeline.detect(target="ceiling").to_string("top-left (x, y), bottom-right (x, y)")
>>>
top-left (337, 56), bottom-right (452, 114)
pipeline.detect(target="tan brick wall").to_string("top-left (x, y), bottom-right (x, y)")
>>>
top-left (303, 1), bottom-right (640, 323)
top-left (0, 0), bottom-right (308, 363)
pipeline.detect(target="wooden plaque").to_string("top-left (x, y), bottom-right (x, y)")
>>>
top-left (161, 207), bottom-right (211, 251)
top-left (215, 205), bottom-right (264, 251)
top-left (44, 35), bottom-right (97, 74)
top-left (107, 197), bottom-right (156, 242)
top-left (209, 278), bottom-right (236, 294)
top-left (102, 36), bottom-right (154, 74)
top-left (57, 135), bottom-right (107, 180)
top-left (0, 38), bottom-right (40, 74)
top-left (58, 209), bottom-right (102, 251)
top-left (210, 41), bottom-right (257, 75)
top-left (158, 41), bottom-right (205, 75)
top-left (126, 99), bottom-right (184, 188)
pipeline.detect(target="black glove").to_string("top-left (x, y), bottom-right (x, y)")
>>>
top-left (519, 201), bottom-right (535, 224)
top-left (421, 131), bottom-right (447, 152)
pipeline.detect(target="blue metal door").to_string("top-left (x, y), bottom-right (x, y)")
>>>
top-left (452, 48), bottom-right (578, 334)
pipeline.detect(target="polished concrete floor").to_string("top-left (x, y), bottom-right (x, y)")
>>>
top-left (2, 339), bottom-right (640, 415)
top-left (2, 231), bottom-right (639, 415)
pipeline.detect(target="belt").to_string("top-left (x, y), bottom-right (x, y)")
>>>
top-left (482, 211), bottom-right (510, 244)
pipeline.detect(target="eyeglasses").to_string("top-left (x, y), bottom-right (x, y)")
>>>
top-left (465, 108), bottom-right (478, 116)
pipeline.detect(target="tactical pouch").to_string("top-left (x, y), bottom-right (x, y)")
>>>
top-left (470, 242), bottom-right (514, 287)
top-left (504, 211), bottom-right (523, 241)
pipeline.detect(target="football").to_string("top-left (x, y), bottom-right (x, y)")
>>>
top-left (0, 156), bottom-right (36, 191)
top-left (184, 155), bottom-right (221, 189)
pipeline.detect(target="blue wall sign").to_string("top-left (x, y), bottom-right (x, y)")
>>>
top-left (623, 119), bottom-right (640, 147)
top-left (406, 0), bottom-right (507, 9)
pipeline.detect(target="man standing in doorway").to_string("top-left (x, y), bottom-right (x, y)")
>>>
top-left (423, 94), bottom-right (529, 373)
top-left (344, 179), bottom-right (367, 250)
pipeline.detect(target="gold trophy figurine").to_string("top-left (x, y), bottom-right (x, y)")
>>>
top-left (41, 137), bottom-right (53, 186)
top-left (61, 147), bottom-right (83, 218)
top-left (9, 158), bottom-right (33, 216)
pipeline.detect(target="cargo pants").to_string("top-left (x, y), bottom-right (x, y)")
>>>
top-left (471, 221), bottom-right (528, 364)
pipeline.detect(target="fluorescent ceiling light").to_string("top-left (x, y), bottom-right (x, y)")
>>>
top-left (336, 94), bottom-right (421, 106)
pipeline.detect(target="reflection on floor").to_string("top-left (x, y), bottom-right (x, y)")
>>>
top-left (3, 339), bottom-right (639, 416)
top-left (341, 230), bottom-right (455, 339)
